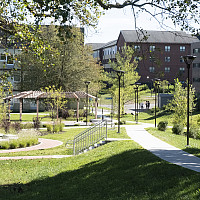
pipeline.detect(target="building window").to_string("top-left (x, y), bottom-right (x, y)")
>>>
top-left (149, 67), bottom-right (155, 73)
top-left (179, 67), bottom-right (185, 72)
top-left (193, 48), bottom-right (200, 53)
top-left (193, 63), bottom-right (200, 68)
top-left (134, 45), bottom-right (140, 52)
top-left (150, 45), bottom-right (155, 52)
top-left (165, 67), bottom-right (170, 72)
top-left (165, 57), bottom-right (170, 62)
top-left (13, 74), bottom-right (20, 82)
top-left (165, 46), bottom-right (170, 52)
top-left (180, 46), bottom-right (186, 52)
top-left (7, 55), bottom-right (13, 64)
top-left (0, 53), bottom-right (6, 60)
top-left (149, 56), bottom-right (155, 62)
top-left (134, 56), bottom-right (141, 62)
top-left (193, 78), bottom-right (200, 82)
top-left (180, 57), bottom-right (184, 63)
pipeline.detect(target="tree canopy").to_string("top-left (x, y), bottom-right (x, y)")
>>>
top-left (17, 26), bottom-right (103, 94)
top-left (0, 0), bottom-right (199, 38)
top-left (106, 44), bottom-right (140, 114)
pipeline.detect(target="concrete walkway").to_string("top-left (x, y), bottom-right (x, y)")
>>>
top-left (126, 123), bottom-right (200, 173)
top-left (1, 123), bottom-right (200, 173)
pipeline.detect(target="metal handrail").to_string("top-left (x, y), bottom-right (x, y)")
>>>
top-left (72, 120), bottom-right (107, 155)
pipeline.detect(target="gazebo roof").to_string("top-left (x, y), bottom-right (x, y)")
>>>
top-left (4, 91), bottom-right (97, 100)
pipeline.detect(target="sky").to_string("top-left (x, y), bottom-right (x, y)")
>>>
top-left (84, 6), bottom-right (180, 44)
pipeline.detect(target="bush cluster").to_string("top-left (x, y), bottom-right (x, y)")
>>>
top-left (0, 129), bottom-right (39, 149)
top-left (189, 124), bottom-right (200, 139)
top-left (157, 121), bottom-right (168, 131)
top-left (46, 123), bottom-right (65, 133)
top-left (172, 124), bottom-right (184, 135)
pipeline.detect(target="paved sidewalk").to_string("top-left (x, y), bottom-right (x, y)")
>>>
top-left (126, 124), bottom-right (200, 173)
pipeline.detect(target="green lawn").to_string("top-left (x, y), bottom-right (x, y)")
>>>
top-left (1, 140), bottom-right (200, 199)
top-left (10, 113), bottom-right (52, 122)
top-left (2, 103), bottom-right (200, 199)
top-left (147, 127), bottom-right (200, 158)
top-left (0, 127), bottom-right (128, 157)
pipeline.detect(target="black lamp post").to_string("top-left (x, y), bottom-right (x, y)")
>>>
top-left (135, 83), bottom-right (141, 124)
top-left (130, 83), bottom-right (137, 122)
top-left (115, 70), bottom-right (125, 133)
top-left (183, 55), bottom-right (196, 146)
top-left (154, 78), bottom-right (160, 128)
top-left (85, 81), bottom-right (90, 126)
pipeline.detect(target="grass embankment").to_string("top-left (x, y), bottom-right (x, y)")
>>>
top-left (147, 127), bottom-right (200, 158)
top-left (1, 140), bottom-right (200, 199)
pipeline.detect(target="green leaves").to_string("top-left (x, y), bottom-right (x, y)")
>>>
top-left (166, 78), bottom-right (195, 126)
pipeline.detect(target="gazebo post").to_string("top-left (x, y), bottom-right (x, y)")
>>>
top-left (36, 98), bottom-right (39, 120)
top-left (95, 97), bottom-right (98, 119)
top-left (76, 98), bottom-right (79, 122)
top-left (19, 98), bottom-right (22, 121)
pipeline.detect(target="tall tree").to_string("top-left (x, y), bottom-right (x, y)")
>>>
top-left (17, 26), bottom-right (102, 93)
top-left (106, 44), bottom-right (140, 115)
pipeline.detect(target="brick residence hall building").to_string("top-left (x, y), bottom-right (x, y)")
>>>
top-left (88, 30), bottom-right (200, 92)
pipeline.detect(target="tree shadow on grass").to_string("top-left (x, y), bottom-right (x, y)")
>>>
top-left (143, 110), bottom-right (172, 121)
top-left (1, 148), bottom-right (200, 200)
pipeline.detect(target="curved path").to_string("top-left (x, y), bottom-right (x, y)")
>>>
top-left (0, 138), bottom-right (72, 160)
top-left (126, 124), bottom-right (200, 173)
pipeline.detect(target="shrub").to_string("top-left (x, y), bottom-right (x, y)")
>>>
top-left (0, 141), bottom-right (9, 149)
top-left (53, 124), bottom-right (60, 133)
top-left (59, 123), bottom-right (65, 132)
top-left (189, 124), bottom-right (200, 139)
top-left (172, 124), bottom-right (184, 135)
top-left (0, 129), bottom-right (39, 149)
top-left (68, 109), bottom-right (74, 118)
top-left (33, 117), bottom-right (41, 129)
top-left (22, 123), bottom-right (33, 129)
top-left (11, 122), bottom-right (22, 132)
top-left (9, 141), bottom-right (18, 149)
top-left (46, 124), bottom-right (53, 132)
top-left (1, 119), bottom-right (10, 133)
top-left (157, 121), bottom-right (168, 131)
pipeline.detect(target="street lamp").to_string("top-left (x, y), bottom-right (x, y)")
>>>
top-left (183, 55), bottom-right (196, 146)
top-left (115, 70), bottom-right (125, 133)
top-left (135, 83), bottom-right (141, 124)
top-left (154, 78), bottom-right (160, 128)
top-left (85, 81), bottom-right (91, 126)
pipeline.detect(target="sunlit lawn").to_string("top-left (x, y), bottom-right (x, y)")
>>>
top-left (0, 127), bottom-right (129, 157)
top-left (147, 127), bottom-right (200, 158)
top-left (1, 139), bottom-right (200, 200)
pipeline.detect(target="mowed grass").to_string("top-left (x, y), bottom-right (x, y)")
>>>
top-left (147, 127), bottom-right (200, 158)
top-left (1, 140), bottom-right (200, 200)
top-left (10, 113), bottom-right (52, 122)
top-left (0, 127), bottom-right (129, 157)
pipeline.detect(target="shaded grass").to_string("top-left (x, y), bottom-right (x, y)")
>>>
top-left (147, 127), bottom-right (200, 157)
top-left (0, 140), bottom-right (200, 199)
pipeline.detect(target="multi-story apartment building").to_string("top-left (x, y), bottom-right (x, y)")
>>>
top-left (90, 30), bottom-right (199, 86)
top-left (192, 42), bottom-right (200, 93)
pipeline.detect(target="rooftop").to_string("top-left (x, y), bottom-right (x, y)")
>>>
top-left (120, 30), bottom-right (200, 44)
